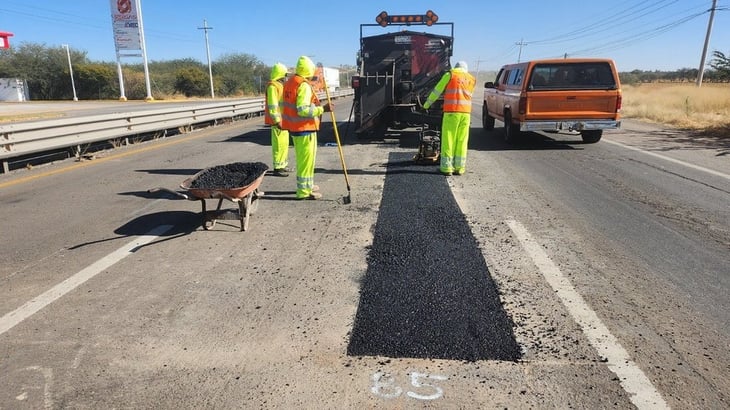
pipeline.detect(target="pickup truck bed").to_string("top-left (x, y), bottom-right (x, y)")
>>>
top-left (483, 58), bottom-right (622, 143)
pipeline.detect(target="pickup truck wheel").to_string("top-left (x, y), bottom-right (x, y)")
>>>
top-left (482, 106), bottom-right (495, 130)
top-left (581, 130), bottom-right (602, 143)
top-left (503, 111), bottom-right (521, 143)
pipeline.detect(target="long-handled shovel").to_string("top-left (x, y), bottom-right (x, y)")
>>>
top-left (321, 74), bottom-right (352, 204)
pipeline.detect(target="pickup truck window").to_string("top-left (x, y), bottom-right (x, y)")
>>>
top-left (494, 68), bottom-right (504, 84)
top-left (507, 68), bottom-right (524, 86)
top-left (499, 69), bottom-right (509, 85)
top-left (531, 62), bottom-right (617, 90)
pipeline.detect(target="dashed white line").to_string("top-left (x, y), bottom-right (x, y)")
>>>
top-left (506, 219), bottom-right (668, 410)
top-left (0, 225), bottom-right (173, 336)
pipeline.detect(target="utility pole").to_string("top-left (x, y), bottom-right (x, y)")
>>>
top-left (474, 58), bottom-right (485, 83)
top-left (516, 39), bottom-right (528, 63)
top-left (696, 0), bottom-right (718, 87)
top-left (62, 44), bottom-right (78, 101)
top-left (198, 19), bottom-right (215, 98)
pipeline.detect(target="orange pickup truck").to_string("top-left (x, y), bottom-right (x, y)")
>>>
top-left (482, 58), bottom-right (622, 143)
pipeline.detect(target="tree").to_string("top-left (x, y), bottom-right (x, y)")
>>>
top-left (0, 43), bottom-right (97, 99)
top-left (0, 42), bottom-right (84, 99)
top-left (75, 63), bottom-right (117, 99)
top-left (214, 53), bottom-right (266, 96)
top-left (149, 58), bottom-right (203, 97)
top-left (175, 67), bottom-right (209, 97)
top-left (709, 50), bottom-right (730, 81)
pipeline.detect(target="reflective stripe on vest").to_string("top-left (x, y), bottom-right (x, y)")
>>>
top-left (281, 75), bottom-right (320, 132)
top-left (264, 81), bottom-right (283, 125)
top-left (443, 70), bottom-right (475, 113)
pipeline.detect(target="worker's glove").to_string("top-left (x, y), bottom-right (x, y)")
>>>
top-left (322, 103), bottom-right (333, 112)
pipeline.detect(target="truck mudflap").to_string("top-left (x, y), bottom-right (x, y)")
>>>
top-left (520, 120), bottom-right (621, 132)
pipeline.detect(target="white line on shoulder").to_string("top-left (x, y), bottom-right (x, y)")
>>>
top-left (506, 219), bottom-right (668, 410)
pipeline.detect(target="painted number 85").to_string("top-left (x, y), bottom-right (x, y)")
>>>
top-left (371, 371), bottom-right (449, 400)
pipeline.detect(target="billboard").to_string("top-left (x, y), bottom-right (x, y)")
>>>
top-left (0, 31), bottom-right (13, 49)
top-left (110, 0), bottom-right (141, 51)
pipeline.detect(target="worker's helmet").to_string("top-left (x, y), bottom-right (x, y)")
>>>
top-left (270, 63), bottom-right (287, 81)
top-left (455, 61), bottom-right (468, 72)
top-left (295, 55), bottom-right (316, 78)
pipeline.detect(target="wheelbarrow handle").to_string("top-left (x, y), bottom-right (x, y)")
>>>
top-left (148, 187), bottom-right (190, 200)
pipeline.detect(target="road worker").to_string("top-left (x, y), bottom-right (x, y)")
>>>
top-left (265, 62), bottom-right (291, 177)
top-left (422, 60), bottom-right (476, 176)
top-left (281, 55), bottom-right (331, 200)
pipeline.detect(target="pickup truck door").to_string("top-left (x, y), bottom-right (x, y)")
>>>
top-left (485, 69), bottom-right (504, 120)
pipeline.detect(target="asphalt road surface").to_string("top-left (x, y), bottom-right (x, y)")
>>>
top-left (1, 99), bottom-right (728, 409)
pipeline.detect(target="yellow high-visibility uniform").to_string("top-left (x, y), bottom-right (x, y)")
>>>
top-left (423, 65), bottom-right (476, 175)
top-left (265, 63), bottom-right (290, 172)
top-left (281, 56), bottom-right (324, 199)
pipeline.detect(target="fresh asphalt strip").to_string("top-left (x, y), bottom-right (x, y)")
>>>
top-left (347, 152), bottom-right (521, 361)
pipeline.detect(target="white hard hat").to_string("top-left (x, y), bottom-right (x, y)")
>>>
top-left (455, 61), bottom-right (468, 71)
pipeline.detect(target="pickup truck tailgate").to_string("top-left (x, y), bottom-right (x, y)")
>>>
top-left (527, 90), bottom-right (620, 119)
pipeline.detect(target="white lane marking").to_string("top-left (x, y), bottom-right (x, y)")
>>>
top-left (604, 138), bottom-right (730, 181)
top-left (506, 219), bottom-right (668, 410)
top-left (0, 225), bottom-right (173, 336)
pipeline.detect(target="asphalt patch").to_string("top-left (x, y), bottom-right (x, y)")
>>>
top-left (347, 152), bottom-right (521, 361)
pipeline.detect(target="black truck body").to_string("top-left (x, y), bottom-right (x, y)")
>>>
top-left (352, 13), bottom-right (454, 139)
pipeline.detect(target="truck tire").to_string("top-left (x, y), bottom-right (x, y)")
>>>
top-left (581, 130), bottom-right (602, 143)
top-left (503, 111), bottom-right (521, 143)
top-left (482, 105), bottom-right (495, 130)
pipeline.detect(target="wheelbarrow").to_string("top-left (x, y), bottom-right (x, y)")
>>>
top-left (149, 162), bottom-right (268, 231)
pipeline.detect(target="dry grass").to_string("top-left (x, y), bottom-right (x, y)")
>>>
top-left (0, 112), bottom-right (63, 123)
top-left (622, 83), bottom-right (730, 136)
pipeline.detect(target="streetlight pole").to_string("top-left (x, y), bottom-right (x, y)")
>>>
top-left (198, 19), bottom-right (215, 98)
top-left (62, 44), bottom-right (78, 101)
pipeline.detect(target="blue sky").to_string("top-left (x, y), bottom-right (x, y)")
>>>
top-left (1, 0), bottom-right (728, 72)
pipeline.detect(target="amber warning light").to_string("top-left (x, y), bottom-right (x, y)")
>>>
top-left (376, 10), bottom-right (439, 27)
top-left (0, 31), bottom-right (14, 49)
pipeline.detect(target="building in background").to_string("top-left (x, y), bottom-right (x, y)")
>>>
top-left (0, 78), bottom-right (30, 102)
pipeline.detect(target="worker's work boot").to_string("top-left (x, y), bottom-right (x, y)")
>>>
top-left (298, 192), bottom-right (322, 200)
top-left (312, 185), bottom-right (320, 192)
top-left (273, 168), bottom-right (289, 177)
top-left (453, 169), bottom-right (464, 175)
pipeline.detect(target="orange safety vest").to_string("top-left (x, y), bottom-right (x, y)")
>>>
top-left (281, 75), bottom-right (320, 132)
top-left (264, 80), bottom-right (283, 126)
top-left (442, 70), bottom-right (476, 113)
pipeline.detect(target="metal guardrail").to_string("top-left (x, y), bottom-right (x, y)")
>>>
top-left (0, 89), bottom-right (353, 172)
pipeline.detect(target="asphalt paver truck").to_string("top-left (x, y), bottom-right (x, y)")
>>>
top-left (351, 11), bottom-right (454, 162)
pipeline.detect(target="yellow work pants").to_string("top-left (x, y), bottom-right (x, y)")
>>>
top-left (271, 125), bottom-right (290, 170)
top-left (440, 112), bottom-right (471, 174)
top-left (293, 132), bottom-right (317, 198)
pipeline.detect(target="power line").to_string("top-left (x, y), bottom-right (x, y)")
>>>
top-left (563, 10), bottom-right (708, 57)
top-left (526, 0), bottom-right (681, 45)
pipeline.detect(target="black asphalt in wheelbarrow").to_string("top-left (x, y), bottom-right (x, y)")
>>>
top-left (149, 162), bottom-right (268, 231)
